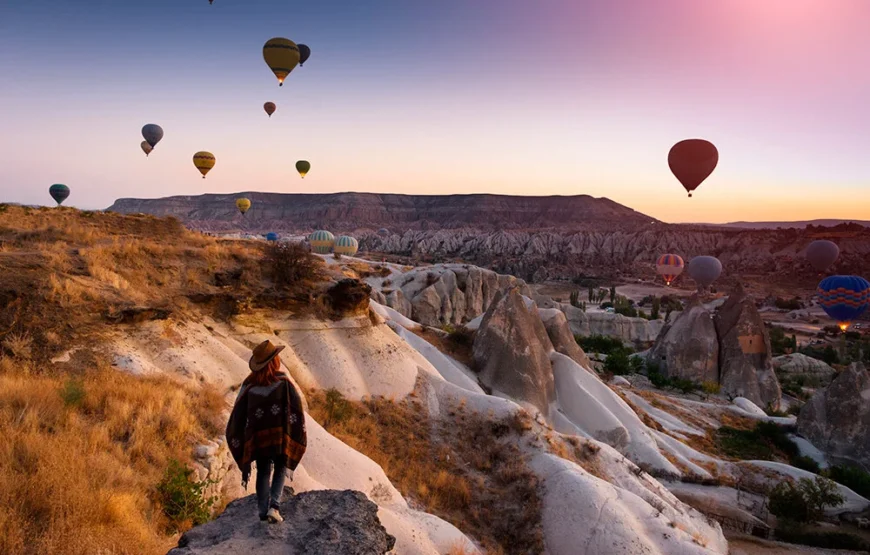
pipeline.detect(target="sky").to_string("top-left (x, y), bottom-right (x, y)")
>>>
top-left (1, 0), bottom-right (869, 223)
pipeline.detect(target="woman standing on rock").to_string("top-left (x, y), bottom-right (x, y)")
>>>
top-left (227, 340), bottom-right (307, 523)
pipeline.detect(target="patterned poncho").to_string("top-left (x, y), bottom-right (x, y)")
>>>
top-left (226, 376), bottom-right (307, 488)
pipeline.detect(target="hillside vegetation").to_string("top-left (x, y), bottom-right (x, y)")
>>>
top-left (0, 206), bottom-right (331, 554)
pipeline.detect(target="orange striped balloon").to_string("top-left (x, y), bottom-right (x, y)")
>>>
top-left (656, 254), bottom-right (684, 286)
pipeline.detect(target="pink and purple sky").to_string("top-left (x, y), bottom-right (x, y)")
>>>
top-left (1, 0), bottom-right (868, 223)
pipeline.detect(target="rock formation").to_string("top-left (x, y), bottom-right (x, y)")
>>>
top-left (649, 296), bottom-right (718, 384)
top-left (558, 304), bottom-right (664, 345)
top-left (168, 489), bottom-right (396, 555)
top-left (473, 288), bottom-right (556, 413)
top-left (538, 308), bottom-right (593, 370)
top-left (797, 363), bottom-right (870, 470)
top-left (715, 285), bottom-right (782, 410)
top-left (384, 264), bottom-right (531, 327)
top-left (773, 353), bottom-right (836, 386)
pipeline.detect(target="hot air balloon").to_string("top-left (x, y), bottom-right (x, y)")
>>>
top-left (141, 141), bottom-right (153, 157)
top-left (334, 236), bottom-right (359, 256)
top-left (668, 139), bottom-right (718, 198)
top-left (263, 38), bottom-right (300, 86)
top-left (296, 160), bottom-right (310, 178)
top-left (687, 255), bottom-right (722, 290)
top-left (377, 228), bottom-right (390, 237)
top-left (298, 44), bottom-right (311, 66)
top-left (142, 124), bottom-right (164, 149)
top-left (49, 184), bottom-right (70, 206)
top-left (235, 198), bottom-right (251, 215)
top-left (193, 151), bottom-right (215, 179)
top-left (264, 102), bottom-right (276, 117)
top-left (656, 254), bottom-right (684, 286)
top-left (817, 275), bottom-right (870, 331)
top-left (806, 240), bottom-right (840, 273)
top-left (308, 230), bottom-right (335, 254)
top-left (266, 232), bottom-right (279, 242)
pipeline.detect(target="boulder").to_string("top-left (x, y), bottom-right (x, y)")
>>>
top-left (648, 296), bottom-right (719, 384)
top-left (715, 285), bottom-right (782, 410)
top-left (773, 353), bottom-right (836, 387)
top-left (797, 363), bottom-right (870, 470)
top-left (168, 489), bottom-right (396, 555)
top-left (538, 308), bottom-right (593, 370)
top-left (473, 287), bottom-right (556, 414)
top-left (559, 303), bottom-right (591, 336)
top-left (557, 304), bottom-right (663, 344)
top-left (384, 288), bottom-right (412, 319)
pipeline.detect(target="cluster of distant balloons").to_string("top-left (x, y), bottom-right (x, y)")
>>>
top-left (49, 20), bottom-right (314, 206)
top-left (655, 239), bottom-right (869, 332)
top-left (307, 230), bottom-right (359, 256)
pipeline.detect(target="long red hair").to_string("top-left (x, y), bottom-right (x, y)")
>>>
top-left (244, 356), bottom-right (284, 387)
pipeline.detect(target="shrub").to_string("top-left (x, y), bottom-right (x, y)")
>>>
top-left (792, 455), bottom-right (821, 474)
top-left (824, 465), bottom-right (870, 499)
top-left (576, 335), bottom-right (627, 356)
top-left (700, 381), bottom-right (721, 395)
top-left (155, 459), bottom-right (219, 532)
top-left (769, 476), bottom-right (844, 523)
top-left (322, 388), bottom-right (352, 429)
top-left (604, 350), bottom-right (632, 375)
top-left (650, 297), bottom-right (661, 320)
top-left (769, 326), bottom-right (798, 356)
top-left (446, 326), bottom-right (474, 349)
top-left (774, 297), bottom-right (803, 311)
top-left (59, 378), bottom-right (86, 408)
top-left (263, 242), bottom-right (319, 288)
top-left (569, 291), bottom-right (580, 308)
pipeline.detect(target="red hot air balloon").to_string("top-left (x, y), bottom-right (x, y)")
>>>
top-left (264, 102), bottom-right (276, 118)
top-left (668, 139), bottom-right (718, 197)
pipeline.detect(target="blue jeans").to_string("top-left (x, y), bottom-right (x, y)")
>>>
top-left (255, 458), bottom-right (286, 518)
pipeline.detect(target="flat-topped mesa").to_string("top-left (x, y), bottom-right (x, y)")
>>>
top-left (107, 192), bottom-right (657, 232)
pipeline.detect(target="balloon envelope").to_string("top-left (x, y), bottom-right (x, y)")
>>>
top-left (308, 230), bottom-right (335, 254)
top-left (817, 275), bottom-right (870, 330)
top-left (806, 240), bottom-right (840, 273)
top-left (334, 235), bottom-right (359, 256)
top-left (377, 228), bottom-right (390, 237)
top-left (141, 141), bottom-right (153, 157)
top-left (668, 139), bottom-right (718, 197)
top-left (656, 254), bottom-right (684, 285)
top-left (263, 38), bottom-right (300, 86)
top-left (142, 124), bottom-right (164, 149)
top-left (266, 232), bottom-right (279, 242)
top-left (49, 184), bottom-right (70, 206)
top-left (264, 102), bottom-right (276, 117)
top-left (235, 198), bottom-right (251, 215)
top-left (687, 256), bottom-right (722, 289)
top-left (298, 44), bottom-right (311, 66)
top-left (296, 160), bottom-right (311, 178)
top-left (193, 151), bottom-right (215, 178)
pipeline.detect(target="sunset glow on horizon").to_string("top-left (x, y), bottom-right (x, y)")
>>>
top-left (1, 0), bottom-right (869, 223)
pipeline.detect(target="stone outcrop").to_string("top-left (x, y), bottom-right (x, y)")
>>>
top-left (558, 304), bottom-right (664, 345)
top-left (168, 489), bottom-right (396, 555)
top-left (473, 288), bottom-right (556, 413)
top-left (797, 364), bottom-right (870, 470)
top-left (386, 264), bottom-right (531, 327)
top-left (715, 285), bottom-right (782, 410)
top-left (649, 296), bottom-right (718, 384)
top-left (538, 308), bottom-right (593, 370)
top-left (773, 353), bottom-right (836, 386)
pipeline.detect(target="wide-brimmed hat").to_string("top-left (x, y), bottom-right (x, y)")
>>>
top-left (249, 340), bottom-right (285, 372)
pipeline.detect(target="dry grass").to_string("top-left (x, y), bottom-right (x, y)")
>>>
top-left (0, 355), bottom-right (226, 555)
top-left (307, 390), bottom-right (544, 555)
top-left (0, 206), bottom-right (332, 362)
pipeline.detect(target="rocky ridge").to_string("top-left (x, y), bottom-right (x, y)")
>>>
top-left (168, 489), bottom-right (396, 555)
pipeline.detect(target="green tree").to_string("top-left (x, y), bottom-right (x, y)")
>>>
top-left (651, 297), bottom-right (661, 320)
top-left (609, 286), bottom-right (616, 304)
top-left (570, 290), bottom-right (580, 308)
top-left (588, 286), bottom-right (594, 302)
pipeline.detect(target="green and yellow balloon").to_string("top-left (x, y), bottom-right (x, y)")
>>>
top-left (334, 235), bottom-right (359, 256)
top-left (308, 230), bottom-right (335, 254)
top-left (296, 160), bottom-right (311, 178)
top-left (263, 38), bottom-right (300, 87)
